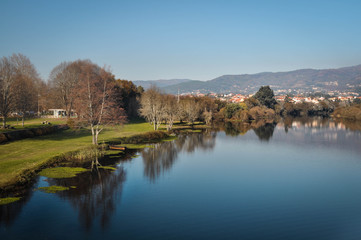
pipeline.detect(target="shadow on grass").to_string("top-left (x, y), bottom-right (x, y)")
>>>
top-left (17, 129), bottom-right (93, 142)
top-left (29, 126), bottom-right (129, 143)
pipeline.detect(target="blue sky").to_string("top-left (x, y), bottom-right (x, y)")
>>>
top-left (1, 0), bottom-right (361, 81)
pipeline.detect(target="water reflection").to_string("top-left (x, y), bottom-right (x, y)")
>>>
top-left (218, 117), bottom-right (361, 154)
top-left (283, 116), bottom-right (339, 130)
top-left (50, 167), bottom-right (126, 231)
top-left (222, 120), bottom-right (276, 141)
top-left (253, 123), bottom-right (277, 141)
top-left (334, 118), bottom-right (361, 132)
top-left (0, 181), bottom-right (35, 228)
top-left (276, 117), bottom-right (361, 154)
top-left (141, 132), bottom-right (217, 182)
top-left (223, 122), bottom-right (251, 136)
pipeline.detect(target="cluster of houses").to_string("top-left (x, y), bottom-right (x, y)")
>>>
top-left (227, 94), bottom-right (361, 104)
top-left (220, 94), bottom-right (360, 104)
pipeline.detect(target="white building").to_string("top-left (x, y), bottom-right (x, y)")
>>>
top-left (48, 109), bottom-right (76, 118)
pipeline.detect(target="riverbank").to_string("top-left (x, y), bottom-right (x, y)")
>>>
top-left (0, 120), bottom-right (209, 192)
top-left (0, 121), bottom-right (155, 191)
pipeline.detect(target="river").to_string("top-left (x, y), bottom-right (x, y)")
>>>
top-left (1, 118), bottom-right (361, 240)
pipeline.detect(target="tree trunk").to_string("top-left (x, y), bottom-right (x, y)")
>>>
top-left (22, 115), bottom-right (25, 127)
top-left (2, 116), bottom-right (6, 128)
top-left (95, 130), bottom-right (99, 146)
top-left (91, 125), bottom-right (96, 145)
top-left (66, 102), bottom-right (73, 120)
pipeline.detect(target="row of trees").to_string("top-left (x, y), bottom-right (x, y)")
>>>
top-left (139, 87), bottom-right (219, 130)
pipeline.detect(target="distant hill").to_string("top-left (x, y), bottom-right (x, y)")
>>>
top-left (133, 65), bottom-right (361, 94)
top-left (132, 79), bottom-right (193, 90)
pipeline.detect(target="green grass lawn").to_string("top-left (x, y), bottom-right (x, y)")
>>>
top-left (0, 120), bottom-right (154, 188)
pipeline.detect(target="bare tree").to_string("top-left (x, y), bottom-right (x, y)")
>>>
top-left (11, 54), bottom-right (40, 126)
top-left (162, 94), bottom-right (177, 131)
top-left (139, 86), bottom-right (164, 130)
top-left (12, 75), bottom-right (37, 126)
top-left (37, 81), bottom-right (55, 114)
top-left (49, 61), bottom-right (80, 119)
top-left (11, 54), bottom-right (41, 85)
top-left (73, 60), bottom-right (125, 145)
top-left (182, 97), bottom-right (200, 125)
top-left (202, 109), bottom-right (213, 125)
top-left (0, 56), bottom-right (16, 128)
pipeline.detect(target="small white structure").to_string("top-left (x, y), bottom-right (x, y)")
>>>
top-left (48, 109), bottom-right (67, 118)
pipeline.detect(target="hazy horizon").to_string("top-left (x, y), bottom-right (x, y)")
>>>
top-left (133, 63), bottom-right (361, 82)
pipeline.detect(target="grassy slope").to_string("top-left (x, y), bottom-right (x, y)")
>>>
top-left (0, 121), bottom-right (154, 188)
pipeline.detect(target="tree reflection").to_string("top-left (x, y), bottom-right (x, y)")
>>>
top-left (142, 132), bottom-right (216, 182)
top-left (221, 120), bottom-right (276, 141)
top-left (334, 118), bottom-right (361, 132)
top-left (253, 122), bottom-right (277, 141)
top-left (0, 182), bottom-right (35, 227)
top-left (50, 166), bottom-right (126, 231)
top-left (281, 116), bottom-right (348, 131)
top-left (223, 122), bottom-right (251, 136)
top-left (181, 132), bottom-right (216, 153)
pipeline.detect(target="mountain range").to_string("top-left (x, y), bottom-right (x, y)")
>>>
top-left (133, 65), bottom-right (361, 95)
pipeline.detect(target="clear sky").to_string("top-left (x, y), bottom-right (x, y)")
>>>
top-left (1, 0), bottom-right (361, 81)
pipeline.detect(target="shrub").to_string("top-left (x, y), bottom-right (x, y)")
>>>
top-left (249, 106), bottom-right (275, 120)
top-left (234, 110), bottom-right (251, 122)
top-left (333, 104), bottom-right (361, 120)
top-left (249, 106), bottom-right (263, 120)
top-left (119, 131), bottom-right (169, 144)
top-left (5, 131), bottom-right (23, 141)
top-left (0, 133), bottom-right (8, 144)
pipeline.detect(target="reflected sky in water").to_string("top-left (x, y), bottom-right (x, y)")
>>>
top-left (1, 118), bottom-right (361, 240)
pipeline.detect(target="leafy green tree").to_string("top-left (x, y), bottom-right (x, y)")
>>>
top-left (254, 86), bottom-right (277, 109)
top-left (224, 103), bottom-right (241, 119)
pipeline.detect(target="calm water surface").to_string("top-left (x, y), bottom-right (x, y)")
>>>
top-left (1, 118), bottom-right (361, 240)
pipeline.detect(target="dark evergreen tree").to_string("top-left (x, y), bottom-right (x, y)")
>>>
top-left (254, 86), bottom-right (277, 109)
